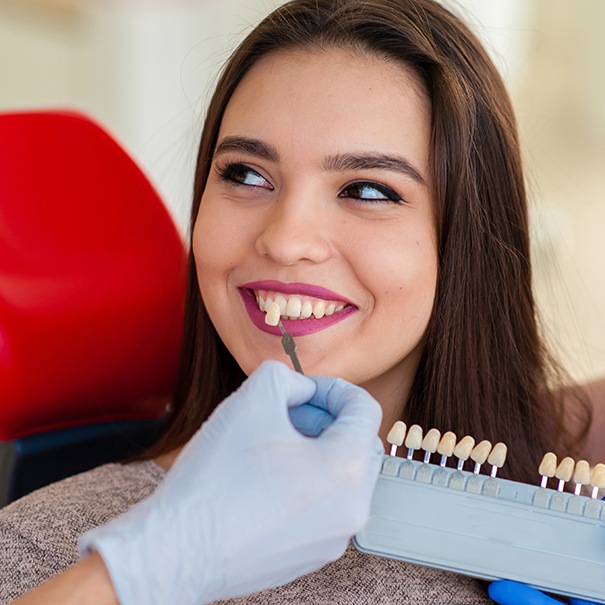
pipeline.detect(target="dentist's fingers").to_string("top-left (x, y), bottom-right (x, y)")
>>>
top-left (307, 375), bottom-right (382, 438)
top-left (289, 403), bottom-right (335, 437)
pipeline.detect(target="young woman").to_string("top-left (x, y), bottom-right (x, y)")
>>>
top-left (0, 0), bottom-right (592, 603)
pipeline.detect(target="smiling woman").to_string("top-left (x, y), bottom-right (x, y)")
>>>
top-left (0, 0), bottom-right (593, 604)
top-left (194, 48), bottom-right (437, 435)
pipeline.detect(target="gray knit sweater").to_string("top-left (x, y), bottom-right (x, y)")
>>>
top-left (0, 461), bottom-right (493, 604)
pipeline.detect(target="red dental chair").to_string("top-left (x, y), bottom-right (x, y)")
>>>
top-left (0, 111), bottom-right (187, 506)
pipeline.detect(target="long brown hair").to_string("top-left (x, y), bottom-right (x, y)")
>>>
top-left (145, 0), bottom-right (590, 483)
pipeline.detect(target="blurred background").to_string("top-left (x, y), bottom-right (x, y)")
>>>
top-left (1, 0), bottom-right (604, 383)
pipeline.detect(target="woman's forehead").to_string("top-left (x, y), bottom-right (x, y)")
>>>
top-left (217, 47), bottom-right (431, 169)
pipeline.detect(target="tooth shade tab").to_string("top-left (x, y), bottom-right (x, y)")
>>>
top-left (487, 443), bottom-right (507, 468)
top-left (555, 456), bottom-right (575, 491)
top-left (539, 452), bottom-right (557, 478)
top-left (405, 424), bottom-right (423, 460)
top-left (573, 460), bottom-right (591, 485)
top-left (591, 463), bottom-right (605, 489)
top-left (265, 301), bottom-right (281, 326)
top-left (470, 440), bottom-right (492, 465)
top-left (469, 440), bottom-right (491, 474)
top-left (421, 428), bottom-right (441, 453)
top-left (538, 452), bottom-right (557, 488)
top-left (555, 457), bottom-right (575, 482)
top-left (437, 431), bottom-right (457, 461)
top-left (253, 289), bottom-right (349, 321)
top-left (454, 436), bottom-right (475, 461)
top-left (573, 460), bottom-right (591, 495)
top-left (404, 425), bottom-right (423, 450)
top-left (387, 421), bottom-right (407, 447)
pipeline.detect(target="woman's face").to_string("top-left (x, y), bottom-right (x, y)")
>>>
top-left (193, 48), bottom-right (437, 437)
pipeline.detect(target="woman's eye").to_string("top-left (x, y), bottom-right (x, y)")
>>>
top-left (216, 163), bottom-right (272, 190)
top-left (339, 181), bottom-right (402, 204)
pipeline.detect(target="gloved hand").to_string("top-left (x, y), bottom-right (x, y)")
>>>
top-left (79, 360), bottom-right (383, 605)
top-left (489, 580), bottom-right (598, 605)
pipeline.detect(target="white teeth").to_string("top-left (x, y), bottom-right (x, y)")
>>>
top-left (274, 294), bottom-right (287, 316)
top-left (301, 300), bottom-right (313, 318)
top-left (286, 296), bottom-right (302, 318)
top-left (256, 290), bottom-right (348, 321)
top-left (312, 300), bottom-right (326, 319)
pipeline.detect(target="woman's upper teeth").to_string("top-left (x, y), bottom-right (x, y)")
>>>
top-left (255, 290), bottom-right (346, 320)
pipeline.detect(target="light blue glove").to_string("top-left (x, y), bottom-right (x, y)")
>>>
top-left (79, 360), bottom-right (383, 605)
top-left (288, 388), bottom-right (335, 437)
top-left (489, 580), bottom-right (599, 605)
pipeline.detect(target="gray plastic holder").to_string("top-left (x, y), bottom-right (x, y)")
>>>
top-left (353, 455), bottom-right (605, 603)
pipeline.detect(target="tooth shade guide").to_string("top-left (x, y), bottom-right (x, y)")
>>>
top-left (539, 452), bottom-right (557, 488)
top-left (404, 424), bottom-right (423, 460)
top-left (387, 421), bottom-right (407, 456)
top-left (421, 428), bottom-right (441, 463)
top-left (437, 431), bottom-right (457, 467)
top-left (361, 454), bottom-right (605, 602)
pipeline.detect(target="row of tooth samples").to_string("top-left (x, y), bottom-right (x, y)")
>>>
top-left (538, 453), bottom-right (605, 499)
top-left (386, 421), bottom-right (508, 478)
top-left (260, 293), bottom-right (345, 323)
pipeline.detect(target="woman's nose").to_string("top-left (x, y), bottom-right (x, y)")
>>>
top-left (254, 195), bottom-right (333, 266)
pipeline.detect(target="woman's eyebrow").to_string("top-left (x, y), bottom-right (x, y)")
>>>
top-left (213, 137), bottom-right (425, 185)
top-left (322, 153), bottom-right (426, 185)
top-left (214, 136), bottom-right (279, 162)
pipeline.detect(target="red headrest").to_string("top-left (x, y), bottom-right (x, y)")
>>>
top-left (0, 111), bottom-right (187, 440)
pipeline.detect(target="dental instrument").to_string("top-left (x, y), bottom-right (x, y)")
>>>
top-left (264, 301), bottom-right (304, 374)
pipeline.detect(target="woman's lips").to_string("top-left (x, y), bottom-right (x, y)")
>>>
top-left (239, 281), bottom-right (357, 337)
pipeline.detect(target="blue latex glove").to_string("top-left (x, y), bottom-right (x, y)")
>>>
top-left (79, 360), bottom-right (383, 605)
top-left (489, 580), bottom-right (599, 605)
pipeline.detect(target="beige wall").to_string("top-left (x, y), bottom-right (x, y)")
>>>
top-left (514, 1), bottom-right (605, 381)
top-left (2, 0), bottom-right (604, 381)
top-left (0, 0), bottom-right (284, 233)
